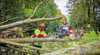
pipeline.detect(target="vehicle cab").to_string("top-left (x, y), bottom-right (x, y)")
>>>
top-left (55, 25), bottom-right (72, 38)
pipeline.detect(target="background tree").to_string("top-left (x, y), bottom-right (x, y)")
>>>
top-left (70, 0), bottom-right (100, 32)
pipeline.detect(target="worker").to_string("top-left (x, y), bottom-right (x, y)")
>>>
top-left (69, 30), bottom-right (75, 39)
top-left (74, 28), bottom-right (78, 37)
top-left (79, 29), bottom-right (84, 39)
top-left (32, 23), bottom-right (47, 55)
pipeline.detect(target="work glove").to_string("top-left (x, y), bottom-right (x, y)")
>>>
top-left (44, 35), bottom-right (48, 38)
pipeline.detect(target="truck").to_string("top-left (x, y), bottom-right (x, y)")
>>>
top-left (55, 25), bottom-right (72, 38)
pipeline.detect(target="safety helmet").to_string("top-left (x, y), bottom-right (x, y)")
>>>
top-left (64, 22), bottom-right (66, 25)
top-left (39, 23), bottom-right (45, 27)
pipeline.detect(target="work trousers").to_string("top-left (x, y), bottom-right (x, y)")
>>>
top-left (32, 44), bottom-right (41, 55)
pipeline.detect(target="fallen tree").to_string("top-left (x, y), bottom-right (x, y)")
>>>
top-left (0, 16), bottom-right (62, 30)
top-left (0, 38), bottom-right (65, 43)
top-left (0, 39), bottom-right (51, 52)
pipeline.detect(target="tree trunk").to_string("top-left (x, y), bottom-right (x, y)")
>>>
top-left (0, 39), bottom-right (51, 52)
top-left (0, 16), bottom-right (62, 30)
top-left (0, 38), bottom-right (65, 43)
top-left (93, 0), bottom-right (98, 34)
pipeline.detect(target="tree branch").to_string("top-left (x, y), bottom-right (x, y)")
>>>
top-left (0, 16), bottom-right (62, 30)
top-left (7, 45), bottom-right (37, 54)
top-left (42, 10), bottom-right (49, 18)
top-left (0, 39), bottom-right (51, 52)
top-left (0, 17), bottom-right (23, 25)
top-left (27, 1), bottom-right (45, 19)
top-left (0, 38), bottom-right (65, 43)
top-left (34, 1), bottom-right (45, 14)
top-left (7, 45), bottom-right (28, 53)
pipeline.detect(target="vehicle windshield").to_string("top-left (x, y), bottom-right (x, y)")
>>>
top-left (60, 26), bottom-right (69, 33)
top-left (62, 26), bottom-right (69, 30)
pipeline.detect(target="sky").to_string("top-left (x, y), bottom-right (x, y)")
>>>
top-left (54, 0), bottom-right (69, 18)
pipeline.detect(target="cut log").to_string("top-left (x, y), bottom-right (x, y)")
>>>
top-left (0, 16), bottom-right (62, 30)
top-left (0, 38), bottom-right (65, 43)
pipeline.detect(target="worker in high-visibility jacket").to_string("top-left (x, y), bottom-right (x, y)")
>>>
top-left (32, 23), bottom-right (47, 55)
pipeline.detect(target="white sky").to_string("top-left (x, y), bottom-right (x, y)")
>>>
top-left (54, 0), bottom-right (69, 18)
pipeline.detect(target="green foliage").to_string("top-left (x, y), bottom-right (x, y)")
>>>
top-left (0, 0), bottom-right (61, 36)
top-left (82, 31), bottom-right (100, 39)
top-left (70, 0), bottom-right (100, 31)
top-left (23, 8), bottom-right (34, 17)
top-left (42, 31), bottom-right (100, 55)
top-left (79, 31), bottom-right (100, 44)
top-left (70, 0), bottom-right (88, 29)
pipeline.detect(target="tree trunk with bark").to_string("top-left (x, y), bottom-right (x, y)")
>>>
top-left (0, 16), bottom-right (62, 30)
top-left (0, 38), bottom-right (65, 43)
